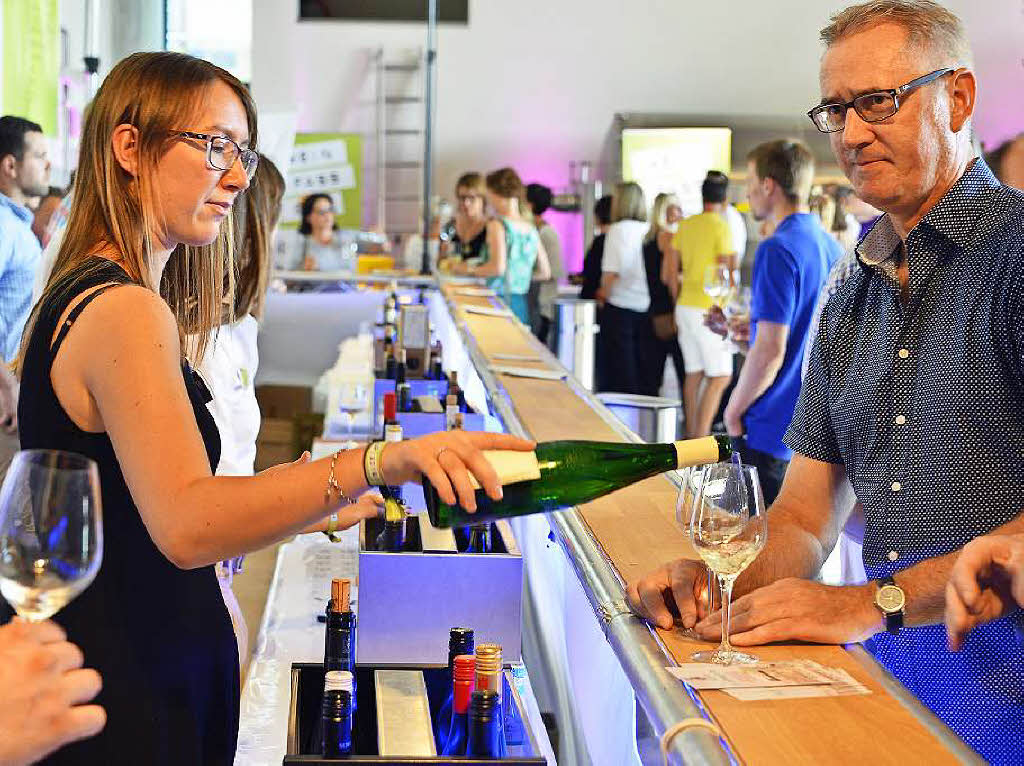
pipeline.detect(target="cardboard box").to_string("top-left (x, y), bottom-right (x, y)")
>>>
top-left (255, 385), bottom-right (312, 419)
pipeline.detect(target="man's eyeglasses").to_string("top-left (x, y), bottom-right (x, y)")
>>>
top-left (807, 67), bottom-right (958, 134)
top-left (173, 131), bottom-right (258, 180)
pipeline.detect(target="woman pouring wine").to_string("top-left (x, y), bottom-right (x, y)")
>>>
top-left (8, 51), bottom-right (532, 765)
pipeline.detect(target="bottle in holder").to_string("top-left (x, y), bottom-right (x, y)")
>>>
top-left (375, 496), bottom-right (408, 552)
top-left (384, 347), bottom-right (398, 380)
top-left (444, 394), bottom-right (461, 432)
top-left (321, 670), bottom-right (353, 757)
top-left (473, 643), bottom-right (507, 757)
top-left (465, 690), bottom-right (502, 758)
top-left (395, 348), bottom-right (407, 386)
top-left (429, 342), bottom-right (444, 380)
top-left (448, 371), bottom-right (468, 413)
top-left (441, 655), bottom-right (476, 756)
top-left (382, 398), bottom-right (404, 505)
top-left (424, 435), bottom-right (733, 529)
top-left (465, 524), bottom-right (492, 554)
top-left (324, 579), bottom-right (357, 710)
top-left (435, 627), bottom-right (475, 748)
top-left (397, 382), bottom-right (413, 413)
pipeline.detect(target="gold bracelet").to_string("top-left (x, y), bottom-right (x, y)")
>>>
top-left (324, 449), bottom-right (357, 506)
top-left (363, 440), bottom-right (389, 486)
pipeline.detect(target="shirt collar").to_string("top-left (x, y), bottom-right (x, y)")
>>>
top-left (855, 159), bottom-right (1000, 274)
top-left (0, 192), bottom-right (33, 225)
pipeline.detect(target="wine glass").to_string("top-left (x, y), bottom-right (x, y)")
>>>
top-left (703, 265), bottom-right (730, 304)
top-left (675, 468), bottom-right (719, 623)
top-left (0, 450), bottom-right (103, 622)
top-left (688, 462), bottom-right (767, 664)
top-left (337, 381), bottom-right (369, 438)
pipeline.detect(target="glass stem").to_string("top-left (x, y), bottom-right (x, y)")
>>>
top-left (717, 575), bottom-right (736, 658)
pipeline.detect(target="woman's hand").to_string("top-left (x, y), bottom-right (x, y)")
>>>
top-left (382, 431), bottom-right (536, 512)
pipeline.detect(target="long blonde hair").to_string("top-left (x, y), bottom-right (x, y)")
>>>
top-left (18, 51), bottom-right (258, 371)
top-left (647, 192), bottom-right (680, 243)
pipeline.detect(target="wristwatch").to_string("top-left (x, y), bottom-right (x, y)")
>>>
top-left (873, 576), bottom-right (906, 635)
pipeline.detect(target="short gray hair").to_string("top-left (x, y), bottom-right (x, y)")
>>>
top-left (820, 0), bottom-right (973, 67)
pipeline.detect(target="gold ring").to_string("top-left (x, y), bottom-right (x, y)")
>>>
top-left (435, 447), bottom-right (450, 462)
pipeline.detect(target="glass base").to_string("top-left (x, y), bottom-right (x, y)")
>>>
top-left (690, 647), bottom-right (759, 665)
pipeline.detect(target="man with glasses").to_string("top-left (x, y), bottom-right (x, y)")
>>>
top-left (0, 116), bottom-right (50, 473)
top-left (627, 2), bottom-right (1024, 760)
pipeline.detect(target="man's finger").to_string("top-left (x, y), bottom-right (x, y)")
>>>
top-left (669, 567), bottom-right (700, 630)
top-left (637, 579), bottom-right (675, 630)
top-left (47, 641), bottom-right (85, 673)
top-left (438, 449), bottom-right (478, 512)
top-left (945, 580), bottom-right (972, 651)
top-left (730, 618), bottom-right (799, 646)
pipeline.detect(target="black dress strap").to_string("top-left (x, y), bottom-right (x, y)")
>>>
top-left (49, 282), bottom-right (125, 358)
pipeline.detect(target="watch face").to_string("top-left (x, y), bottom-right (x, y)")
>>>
top-left (876, 584), bottom-right (906, 613)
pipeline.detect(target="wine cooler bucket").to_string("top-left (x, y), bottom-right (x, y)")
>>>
top-left (284, 663), bottom-right (546, 764)
top-left (357, 517), bottom-right (523, 665)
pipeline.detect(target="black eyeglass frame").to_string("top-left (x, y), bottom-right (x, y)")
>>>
top-left (172, 130), bottom-right (259, 179)
top-left (807, 67), bottom-right (959, 134)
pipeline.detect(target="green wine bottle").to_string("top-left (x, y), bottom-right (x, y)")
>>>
top-left (424, 435), bottom-right (732, 528)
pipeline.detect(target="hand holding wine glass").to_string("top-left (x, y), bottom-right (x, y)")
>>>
top-left (688, 462), bottom-right (767, 664)
top-left (0, 450), bottom-right (103, 622)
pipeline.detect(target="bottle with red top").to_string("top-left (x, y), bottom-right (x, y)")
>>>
top-left (441, 654), bottom-right (476, 756)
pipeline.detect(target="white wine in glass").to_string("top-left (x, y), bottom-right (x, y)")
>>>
top-left (688, 462), bottom-right (767, 664)
top-left (0, 450), bottom-right (103, 621)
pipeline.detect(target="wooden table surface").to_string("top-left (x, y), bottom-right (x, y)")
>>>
top-left (441, 284), bottom-right (967, 765)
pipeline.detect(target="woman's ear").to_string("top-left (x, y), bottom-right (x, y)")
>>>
top-left (111, 123), bottom-right (140, 177)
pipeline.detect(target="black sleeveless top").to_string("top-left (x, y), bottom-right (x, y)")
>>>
top-left (8, 259), bottom-right (239, 765)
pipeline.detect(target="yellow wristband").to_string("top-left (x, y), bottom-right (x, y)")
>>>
top-left (363, 440), bottom-right (389, 486)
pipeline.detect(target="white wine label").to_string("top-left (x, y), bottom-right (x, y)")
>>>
top-left (673, 437), bottom-right (722, 468)
top-left (469, 450), bottom-right (541, 489)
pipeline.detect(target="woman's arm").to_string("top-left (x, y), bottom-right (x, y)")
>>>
top-left (65, 287), bottom-right (532, 569)
top-left (460, 219), bottom-right (506, 278)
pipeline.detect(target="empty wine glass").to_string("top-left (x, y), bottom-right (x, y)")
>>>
top-left (675, 468), bottom-right (719, 626)
top-left (703, 265), bottom-right (730, 304)
top-left (688, 462), bottom-right (767, 664)
top-left (337, 381), bottom-right (369, 438)
top-left (0, 450), bottom-right (103, 622)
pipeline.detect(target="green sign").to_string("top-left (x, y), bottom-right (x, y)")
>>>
top-left (280, 132), bottom-right (362, 230)
top-left (2, 0), bottom-right (59, 135)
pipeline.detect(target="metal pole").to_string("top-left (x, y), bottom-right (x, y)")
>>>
top-left (420, 0), bottom-right (438, 275)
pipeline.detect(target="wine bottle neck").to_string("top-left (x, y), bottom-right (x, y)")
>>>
top-left (671, 435), bottom-right (729, 469)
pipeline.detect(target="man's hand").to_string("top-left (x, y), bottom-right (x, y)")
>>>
top-left (704, 305), bottom-right (729, 338)
top-left (0, 366), bottom-right (18, 433)
top-left (0, 620), bottom-right (106, 765)
top-left (945, 534), bottom-right (1024, 651)
top-left (723, 402), bottom-right (744, 437)
top-left (695, 578), bottom-right (882, 645)
top-left (626, 559), bottom-right (713, 630)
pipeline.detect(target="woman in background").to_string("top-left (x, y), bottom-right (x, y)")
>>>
top-left (296, 192), bottom-right (356, 272)
top-left (642, 192), bottom-right (686, 396)
top-left (453, 167), bottom-right (550, 324)
top-left (525, 183), bottom-right (566, 345)
top-left (597, 182), bottom-right (651, 394)
top-left (442, 171), bottom-right (489, 264)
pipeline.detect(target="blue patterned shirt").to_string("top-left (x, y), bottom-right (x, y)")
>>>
top-left (0, 192), bottom-right (42, 362)
top-left (785, 160), bottom-right (1024, 763)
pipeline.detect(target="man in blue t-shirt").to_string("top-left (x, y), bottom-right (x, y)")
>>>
top-left (719, 140), bottom-right (841, 501)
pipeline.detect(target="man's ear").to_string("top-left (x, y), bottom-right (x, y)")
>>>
top-left (0, 153), bottom-right (16, 181)
top-left (111, 123), bottom-right (140, 177)
top-left (948, 68), bottom-right (976, 134)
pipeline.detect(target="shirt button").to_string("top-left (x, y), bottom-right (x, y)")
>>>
top-left (898, 348), bottom-right (910, 359)
top-left (891, 481), bottom-right (902, 492)
top-left (894, 415), bottom-right (906, 425)
top-left (888, 550), bottom-right (899, 562)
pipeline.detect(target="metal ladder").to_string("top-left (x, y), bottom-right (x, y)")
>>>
top-left (365, 47), bottom-right (426, 236)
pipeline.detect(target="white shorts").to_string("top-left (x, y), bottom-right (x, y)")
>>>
top-left (675, 305), bottom-right (733, 378)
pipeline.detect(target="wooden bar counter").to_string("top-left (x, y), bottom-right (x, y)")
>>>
top-left (438, 282), bottom-right (977, 766)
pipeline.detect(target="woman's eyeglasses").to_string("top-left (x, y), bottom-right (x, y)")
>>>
top-left (173, 131), bottom-right (259, 180)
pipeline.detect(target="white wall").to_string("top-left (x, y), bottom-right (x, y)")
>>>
top-left (254, 0), bottom-right (1022, 182)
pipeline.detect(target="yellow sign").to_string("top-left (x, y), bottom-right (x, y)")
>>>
top-left (1, 0), bottom-right (59, 135)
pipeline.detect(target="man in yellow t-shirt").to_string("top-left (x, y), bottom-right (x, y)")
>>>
top-left (666, 172), bottom-right (736, 438)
